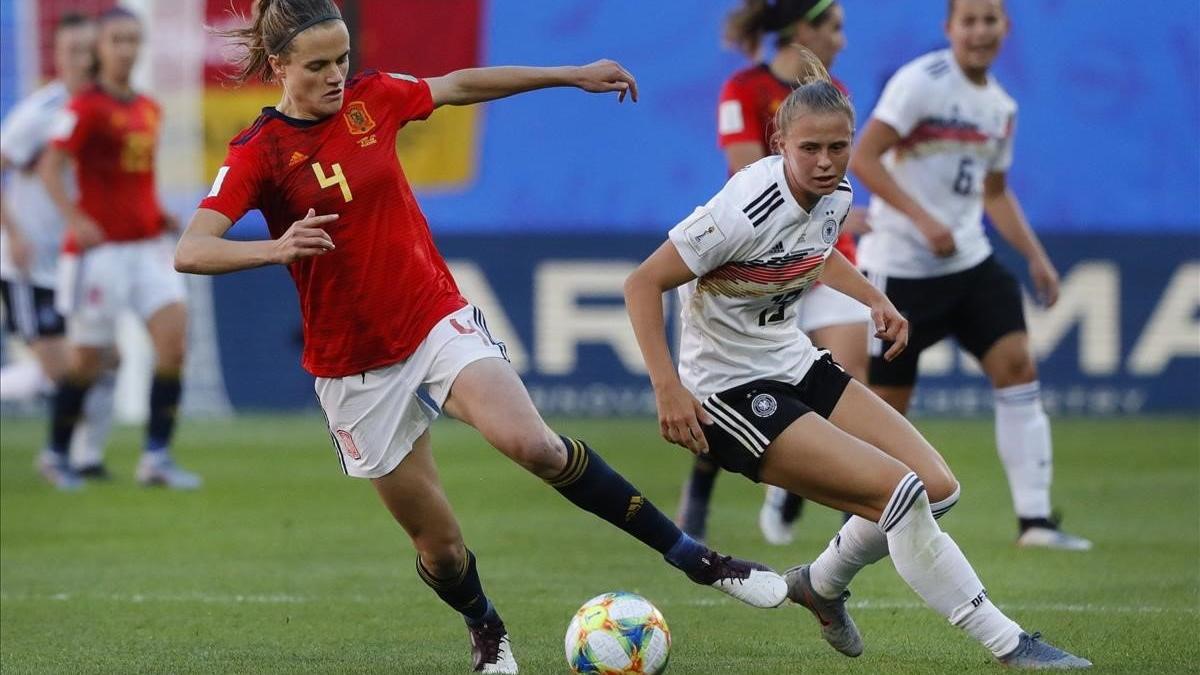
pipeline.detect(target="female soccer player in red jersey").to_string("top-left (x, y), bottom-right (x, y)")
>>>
top-left (677, 0), bottom-right (871, 547)
top-left (624, 51), bottom-right (1090, 670)
top-left (38, 7), bottom-right (199, 491)
top-left (175, 1), bottom-right (786, 671)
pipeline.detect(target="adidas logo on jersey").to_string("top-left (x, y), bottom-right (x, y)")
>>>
top-left (288, 151), bottom-right (308, 167)
top-left (768, 241), bottom-right (785, 255)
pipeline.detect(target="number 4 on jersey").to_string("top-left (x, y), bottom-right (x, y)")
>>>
top-left (312, 161), bottom-right (353, 202)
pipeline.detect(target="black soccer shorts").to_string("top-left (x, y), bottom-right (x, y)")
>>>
top-left (864, 255), bottom-right (1027, 387)
top-left (699, 352), bottom-right (852, 482)
top-left (0, 280), bottom-right (65, 342)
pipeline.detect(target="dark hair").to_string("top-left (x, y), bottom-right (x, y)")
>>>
top-left (97, 6), bottom-right (139, 26)
top-left (55, 12), bottom-right (92, 32)
top-left (723, 0), bottom-right (838, 59)
top-left (769, 47), bottom-right (854, 151)
top-left (216, 0), bottom-right (343, 84)
top-left (947, 0), bottom-right (1006, 20)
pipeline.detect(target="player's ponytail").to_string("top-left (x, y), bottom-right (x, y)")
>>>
top-left (769, 46), bottom-right (855, 152)
top-left (724, 1), bottom-right (840, 60)
top-left (215, 0), bottom-right (343, 84)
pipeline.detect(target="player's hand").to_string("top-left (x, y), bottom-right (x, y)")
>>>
top-left (572, 59), bottom-right (638, 103)
top-left (916, 215), bottom-right (956, 257)
top-left (273, 208), bottom-right (337, 264)
top-left (871, 299), bottom-right (909, 362)
top-left (7, 227), bottom-right (32, 275)
top-left (68, 212), bottom-right (105, 250)
top-left (842, 206), bottom-right (872, 236)
top-left (654, 382), bottom-right (711, 455)
top-left (1029, 254), bottom-right (1059, 308)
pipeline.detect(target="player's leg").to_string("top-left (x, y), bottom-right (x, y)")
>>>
top-left (675, 454), bottom-right (719, 543)
top-left (39, 342), bottom-right (105, 490)
top-left (371, 431), bottom-right (516, 674)
top-left (138, 300), bottom-right (199, 489)
top-left (958, 258), bottom-right (1090, 550)
top-left (0, 280), bottom-right (56, 400)
top-left (434, 308), bottom-right (785, 608)
top-left (752, 410), bottom-right (1086, 665)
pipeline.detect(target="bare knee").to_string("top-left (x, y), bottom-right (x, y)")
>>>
top-left (491, 428), bottom-right (564, 478)
top-left (922, 467), bottom-right (959, 505)
top-left (413, 534), bottom-right (466, 579)
top-left (989, 354), bottom-right (1037, 388)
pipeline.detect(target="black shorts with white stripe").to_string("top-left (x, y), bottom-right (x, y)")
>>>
top-left (699, 352), bottom-right (852, 482)
top-left (0, 280), bottom-right (65, 342)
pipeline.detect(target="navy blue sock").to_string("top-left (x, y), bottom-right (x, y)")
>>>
top-left (664, 533), bottom-right (711, 578)
top-left (549, 436), bottom-right (683, 557)
top-left (48, 379), bottom-right (90, 456)
top-left (781, 491), bottom-right (805, 524)
top-left (146, 373), bottom-right (182, 452)
top-left (416, 549), bottom-right (495, 625)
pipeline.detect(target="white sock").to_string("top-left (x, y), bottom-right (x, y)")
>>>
top-left (808, 516), bottom-right (889, 599)
top-left (883, 472), bottom-right (1023, 657)
top-left (994, 382), bottom-right (1052, 519)
top-left (70, 371), bottom-right (117, 468)
top-left (0, 359), bottom-right (50, 401)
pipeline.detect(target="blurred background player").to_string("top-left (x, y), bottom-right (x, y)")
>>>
top-left (849, 0), bottom-right (1090, 549)
top-left (178, 1), bottom-right (787, 670)
top-left (0, 11), bottom-right (116, 478)
top-left (677, 0), bottom-right (871, 546)
top-left (37, 7), bottom-right (198, 491)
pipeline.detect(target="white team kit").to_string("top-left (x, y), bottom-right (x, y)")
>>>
top-left (669, 155), bottom-right (854, 401)
top-left (857, 49), bottom-right (1017, 279)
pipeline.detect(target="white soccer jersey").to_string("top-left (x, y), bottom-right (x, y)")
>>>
top-left (857, 49), bottom-right (1018, 278)
top-left (669, 155), bottom-right (854, 400)
top-left (0, 81), bottom-right (74, 287)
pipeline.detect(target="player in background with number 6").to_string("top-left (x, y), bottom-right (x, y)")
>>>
top-left (37, 8), bottom-right (197, 491)
top-left (177, 1), bottom-right (788, 672)
top-left (849, 0), bottom-right (1090, 550)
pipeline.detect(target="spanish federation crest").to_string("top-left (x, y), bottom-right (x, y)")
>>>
top-left (343, 101), bottom-right (375, 135)
top-left (751, 393), bottom-right (778, 418)
top-left (821, 218), bottom-right (839, 244)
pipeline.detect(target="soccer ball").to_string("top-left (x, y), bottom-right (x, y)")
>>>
top-left (564, 591), bottom-right (671, 674)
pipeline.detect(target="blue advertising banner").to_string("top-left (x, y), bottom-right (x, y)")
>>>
top-left (213, 232), bottom-right (1199, 415)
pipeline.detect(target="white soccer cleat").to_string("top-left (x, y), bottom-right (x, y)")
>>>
top-left (759, 486), bottom-right (795, 546)
top-left (1017, 526), bottom-right (1092, 552)
top-left (35, 450), bottom-right (84, 491)
top-left (687, 550), bottom-right (788, 608)
top-left (136, 453), bottom-right (203, 490)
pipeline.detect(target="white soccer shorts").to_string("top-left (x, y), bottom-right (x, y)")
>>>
top-left (56, 236), bottom-right (187, 347)
top-left (314, 304), bottom-right (508, 479)
top-left (795, 282), bottom-right (870, 334)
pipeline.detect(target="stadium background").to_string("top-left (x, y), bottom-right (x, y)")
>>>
top-left (1, 0), bottom-right (1197, 420)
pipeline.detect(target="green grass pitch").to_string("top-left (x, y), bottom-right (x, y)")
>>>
top-left (2, 414), bottom-right (1197, 673)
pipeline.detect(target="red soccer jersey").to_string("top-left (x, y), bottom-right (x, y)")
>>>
top-left (717, 65), bottom-right (857, 262)
top-left (199, 71), bottom-right (466, 378)
top-left (51, 86), bottom-right (165, 251)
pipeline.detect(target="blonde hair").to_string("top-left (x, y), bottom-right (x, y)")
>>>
top-left (215, 0), bottom-right (343, 84)
top-left (769, 47), bottom-right (854, 151)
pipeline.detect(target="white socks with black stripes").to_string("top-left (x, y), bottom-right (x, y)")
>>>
top-left (809, 483), bottom-right (960, 599)
top-left (881, 473), bottom-right (1022, 657)
top-left (994, 382), bottom-right (1053, 519)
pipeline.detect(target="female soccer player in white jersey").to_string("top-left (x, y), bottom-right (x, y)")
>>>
top-left (676, 0), bottom-right (872, 547)
top-left (849, 0), bottom-right (1090, 550)
top-left (175, 1), bottom-right (786, 671)
top-left (625, 50), bottom-right (1090, 669)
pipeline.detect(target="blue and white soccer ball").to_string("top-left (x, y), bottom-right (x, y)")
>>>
top-left (564, 591), bottom-right (671, 674)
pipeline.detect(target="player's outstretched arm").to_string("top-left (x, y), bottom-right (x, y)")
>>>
top-left (426, 60), bottom-right (637, 107)
top-left (983, 171), bottom-right (1059, 307)
top-left (175, 208), bottom-right (336, 275)
top-left (819, 249), bottom-right (909, 361)
top-left (624, 241), bottom-right (712, 456)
